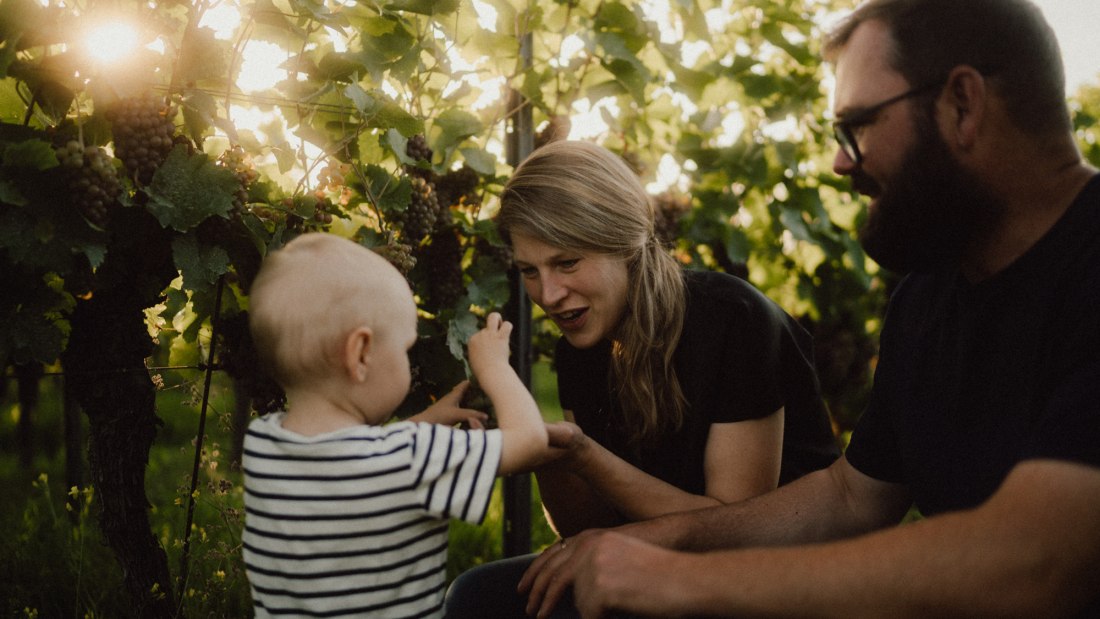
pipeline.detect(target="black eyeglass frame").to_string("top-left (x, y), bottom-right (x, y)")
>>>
top-left (833, 82), bottom-right (944, 165)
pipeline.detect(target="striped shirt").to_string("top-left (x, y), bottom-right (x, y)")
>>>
top-left (242, 413), bottom-right (502, 618)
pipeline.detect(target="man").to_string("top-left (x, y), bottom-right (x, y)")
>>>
top-left (518, 0), bottom-right (1100, 616)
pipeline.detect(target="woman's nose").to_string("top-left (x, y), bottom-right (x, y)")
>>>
top-left (538, 273), bottom-right (568, 307)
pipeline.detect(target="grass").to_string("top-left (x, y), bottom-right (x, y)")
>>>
top-left (0, 359), bottom-right (563, 617)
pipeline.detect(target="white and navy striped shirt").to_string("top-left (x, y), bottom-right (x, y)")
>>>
top-left (242, 413), bottom-right (502, 618)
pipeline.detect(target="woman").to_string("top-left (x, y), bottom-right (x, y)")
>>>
top-left (444, 140), bottom-right (838, 617)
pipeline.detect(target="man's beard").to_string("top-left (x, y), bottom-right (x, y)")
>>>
top-left (856, 108), bottom-right (1001, 274)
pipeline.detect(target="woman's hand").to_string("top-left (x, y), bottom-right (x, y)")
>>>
top-left (543, 420), bottom-right (591, 465)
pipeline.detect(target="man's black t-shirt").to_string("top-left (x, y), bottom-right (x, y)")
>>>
top-left (846, 174), bottom-right (1100, 516)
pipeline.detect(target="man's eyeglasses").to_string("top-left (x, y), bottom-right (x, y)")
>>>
top-left (833, 83), bottom-right (943, 165)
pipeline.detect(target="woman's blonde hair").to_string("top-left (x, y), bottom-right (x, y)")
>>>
top-left (497, 140), bottom-right (687, 446)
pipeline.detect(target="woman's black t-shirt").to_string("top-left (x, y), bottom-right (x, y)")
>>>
top-left (556, 269), bottom-right (839, 495)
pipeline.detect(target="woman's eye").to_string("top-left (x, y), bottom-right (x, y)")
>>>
top-left (518, 267), bottom-right (538, 278)
top-left (559, 259), bottom-right (580, 270)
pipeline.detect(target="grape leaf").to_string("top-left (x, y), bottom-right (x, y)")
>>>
top-left (173, 234), bottom-right (230, 290)
top-left (146, 146), bottom-right (238, 232)
top-left (446, 308), bottom-right (479, 362)
top-left (2, 138), bottom-right (58, 170)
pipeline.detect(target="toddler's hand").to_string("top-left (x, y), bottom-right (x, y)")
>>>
top-left (409, 381), bottom-right (489, 428)
top-left (467, 312), bottom-right (513, 378)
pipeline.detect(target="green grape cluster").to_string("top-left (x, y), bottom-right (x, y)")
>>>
top-left (106, 93), bottom-right (178, 184)
top-left (400, 176), bottom-right (440, 244)
top-left (216, 145), bottom-right (259, 218)
top-left (372, 239), bottom-right (417, 276)
top-left (55, 140), bottom-right (122, 228)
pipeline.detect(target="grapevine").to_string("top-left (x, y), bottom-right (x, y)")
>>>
top-left (105, 93), bottom-right (178, 184)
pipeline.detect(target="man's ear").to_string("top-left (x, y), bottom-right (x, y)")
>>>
top-left (344, 326), bottom-right (373, 383)
top-left (938, 65), bottom-right (988, 150)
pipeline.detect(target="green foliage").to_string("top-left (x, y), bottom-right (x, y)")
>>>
top-left (2, 0), bottom-right (1097, 612)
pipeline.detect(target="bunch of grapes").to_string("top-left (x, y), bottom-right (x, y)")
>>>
top-left (535, 115), bottom-right (571, 150)
top-left (652, 192), bottom-right (691, 247)
top-left (316, 161), bottom-right (353, 206)
top-left (399, 176), bottom-right (440, 244)
top-left (54, 140), bottom-right (122, 228)
top-left (216, 312), bottom-right (286, 417)
top-left (216, 145), bottom-right (259, 218)
top-left (423, 226), bottom-right (465, 310)
top-left (406, 134), bottom-right (432, 163)
top-left (621, 150), bottom-right (647, 178)
top-left (404, 134), bottom-right (436, 182)
top-left (372, 237), bottom-right (417, 276)
top-left (106, 93), bottom-right (178, 184)
top-left (474, 236), bottom-right (514, 269)
top-left (435, 165), bottom-right (480, 215)
top-left (312, 196), bottom-right (334, 226)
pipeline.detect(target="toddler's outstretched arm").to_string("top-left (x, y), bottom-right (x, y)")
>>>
top-left (467, 312), bottom-right (548, 474)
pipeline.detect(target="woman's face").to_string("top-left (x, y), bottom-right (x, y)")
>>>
top-left (511, 232), bottom-right (630, 349)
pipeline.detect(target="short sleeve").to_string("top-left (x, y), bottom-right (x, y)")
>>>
top-left (678, 271), bottom-right (817, 425)
top-left (842, 286), bottom-right (907, 483)
top-left (409, 424), bottom-right (502, 524)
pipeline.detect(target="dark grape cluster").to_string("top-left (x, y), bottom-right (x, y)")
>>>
top-left (106, 93), bottom-right (178, 184)
top-left (312, 196), bottom-right (335, 226)
top-left (652, 192), bottom-right (691, 247)
top-left (435, 165), bottom-right (480, 213)
top-left (399, 176), bottom-right (440, 244)
top-left (55, 140), bottom-right (122, 228)
top-left (372, 238), bottom-right (417, 276)
top-left (217, 145), bottom-right (259, 218)
top-left (423, 226), bottom-right (465, 310)
top-left (216, 312), bottom-right (287, 417)
top-left (621, 150), bottom-right (647, 178)
top-left (534, 115), bottom-right (571, 150)
top-left (404, 134), bottom-right (436, 182)
top-left (406, 134), bottom-right (432, 163)
top-left (474, 236), bottom-right (513, 269)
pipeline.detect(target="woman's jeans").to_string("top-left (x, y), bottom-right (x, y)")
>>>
top-left (444, 554), bottom-right (580, 619)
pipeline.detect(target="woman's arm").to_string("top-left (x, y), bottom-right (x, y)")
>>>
top-left (549, 408), bottom-right (785, 524)
top-left (536, 411), bottom-right (624, 537)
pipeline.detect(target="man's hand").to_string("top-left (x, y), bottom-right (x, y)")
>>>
top-left (519, 529), bottom-right (693, 619)
top-left (571, 532), bottom-right (693, 619)
top-left (518, 528), bottom-right (600, 618)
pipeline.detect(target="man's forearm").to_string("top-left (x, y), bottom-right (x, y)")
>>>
top-left (603, 460), bottom-right (1100, 619)
top-left (629, 462), bottom-right (892, 552)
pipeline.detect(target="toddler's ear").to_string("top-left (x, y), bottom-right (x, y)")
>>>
top-left (344, 326), bottom-right (373, 382)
